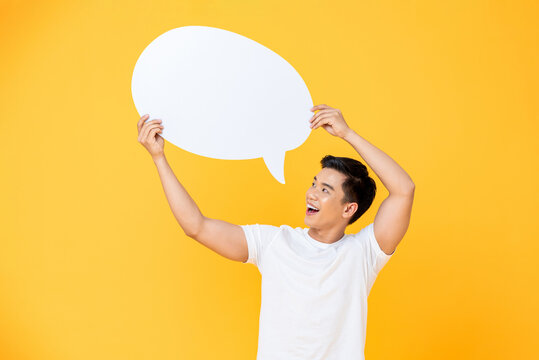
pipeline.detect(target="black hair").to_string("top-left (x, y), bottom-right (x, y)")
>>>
top-left (320, 155), bottom-right (376, 225)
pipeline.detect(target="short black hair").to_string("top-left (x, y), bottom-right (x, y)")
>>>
top-left (320, 155), bottom-right (376, 225)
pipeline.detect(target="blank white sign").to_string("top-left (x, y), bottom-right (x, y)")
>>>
top-left (131, 25), bottom-right (313, 184)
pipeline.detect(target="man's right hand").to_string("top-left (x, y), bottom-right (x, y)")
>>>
top-left (137, 114), bottom-right (165, 159)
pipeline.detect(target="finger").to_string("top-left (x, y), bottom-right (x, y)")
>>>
top-left (310, 109), bottom-right (335, 123)
top-left (142, 119), bottom-right (162, 129)
top-left (311, 104), bottom-right (331, 112)
top-left (147, 127), bottom-right (163, 141)
top-left (311, 115), bottom-right (332, 129)
top-left (139, 120), bottom-right (162, 141)
top-left (144, 125), bottom-right (164, 143)
top-left (140, 123), bottom-right (163, 143)
top-left (310, 111), bottom-right (338, 127)
top-left (137, 114), bottom-right (150, 133)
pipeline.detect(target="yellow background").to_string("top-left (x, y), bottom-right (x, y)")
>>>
top-left (1, 0), bottom-right (538, 359)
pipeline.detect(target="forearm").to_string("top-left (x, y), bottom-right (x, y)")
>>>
top-left (152, 154), bottom-right (205, 236)
top-left (342, 129), bottom-right (415, 195)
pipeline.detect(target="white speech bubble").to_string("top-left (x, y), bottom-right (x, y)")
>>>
top-left (131, 26), bottom-right (313, 184)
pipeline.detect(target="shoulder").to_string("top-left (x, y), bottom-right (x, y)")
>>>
top-left (240, 224), bottom-right (303, 237)
top-left (274, 224), bottom-right (301, 238)
top-left (353, 222), bottom-right (395, 257)
top-left (356, 222), bottom-right (373, 237)
top-left (349, 223), bottom-right (374, 246)
top-left (240, 223), bottom-right (289, 239)
top-left (284, 224), bottom-right (308, 236)
top-left (260, 223), bottom-right (298, 232)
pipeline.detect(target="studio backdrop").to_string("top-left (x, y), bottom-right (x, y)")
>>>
top-left (1, 1), bottom-right (538, 359)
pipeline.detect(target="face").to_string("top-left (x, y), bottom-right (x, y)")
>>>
top-left (304, 168), bottom-right (357, 229)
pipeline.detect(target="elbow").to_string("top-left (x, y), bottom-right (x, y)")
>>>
top-left (184, 226), bottom-right (200, 239)
top-left (406, 177), bottom-right (415, 192)
top-left (406, 183), bottom-right (415, 196)
top-left (184, 217), bottom-right (206, 239)
top-left (394, 181), bottom-right (415, 196)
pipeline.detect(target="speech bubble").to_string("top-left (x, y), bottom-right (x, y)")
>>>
top-left (131, 26), bottom-right (313, 184)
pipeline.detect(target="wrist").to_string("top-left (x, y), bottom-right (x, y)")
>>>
top-left (342, 128), bottom-right (356, 142)
top-left (152, 153), bottom-right (166, 163)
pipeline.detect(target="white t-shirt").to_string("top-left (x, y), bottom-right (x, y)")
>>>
top-left (240, 222), bottom-right (394, 360)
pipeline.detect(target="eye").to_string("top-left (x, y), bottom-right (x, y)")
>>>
top-left (312, 182), bottom-right (328, 193)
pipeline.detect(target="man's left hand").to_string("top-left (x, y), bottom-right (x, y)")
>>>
top-left (309, 104), bottom-right (352, 139)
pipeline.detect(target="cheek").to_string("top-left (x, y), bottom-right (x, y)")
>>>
top-left (321, 198), bottom-right (338, 213)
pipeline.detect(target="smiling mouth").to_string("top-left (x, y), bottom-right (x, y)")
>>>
top-left (306, 208), bottom-right (320, 215)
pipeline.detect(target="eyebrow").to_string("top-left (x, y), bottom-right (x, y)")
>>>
top-left (313, 176), bottom-right (335, 192)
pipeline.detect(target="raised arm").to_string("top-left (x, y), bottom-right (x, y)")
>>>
top-left (309, 105), bottom-right (415, 255)
top-left (137, 114), bottom-right (248, 262)
top-left (342, 129), bottom-right (415, 256)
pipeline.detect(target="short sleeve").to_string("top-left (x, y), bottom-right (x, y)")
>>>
top-left (359, 222), bottom-right (395, 276)
top-left (239, 224), bottom-right (281, 269)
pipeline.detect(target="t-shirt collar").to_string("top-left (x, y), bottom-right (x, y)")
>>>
top-left (303, 228), bottom-right (348, 249)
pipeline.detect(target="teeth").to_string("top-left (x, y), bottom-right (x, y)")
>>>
top-left (307, 204), bottom-right (319, 211)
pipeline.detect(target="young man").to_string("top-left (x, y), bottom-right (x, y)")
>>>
top-left (137, 104), bottom-right (415, 359)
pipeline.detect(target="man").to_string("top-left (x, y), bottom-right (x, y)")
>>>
top-left (137, 104), bottom-right (415, 359)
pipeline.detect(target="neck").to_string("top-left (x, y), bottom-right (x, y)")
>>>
top-left (307, 225), bottom-right (346, 244)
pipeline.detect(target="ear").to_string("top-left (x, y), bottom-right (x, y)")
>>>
top-left (342, 202), bottom-right (358, 219)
